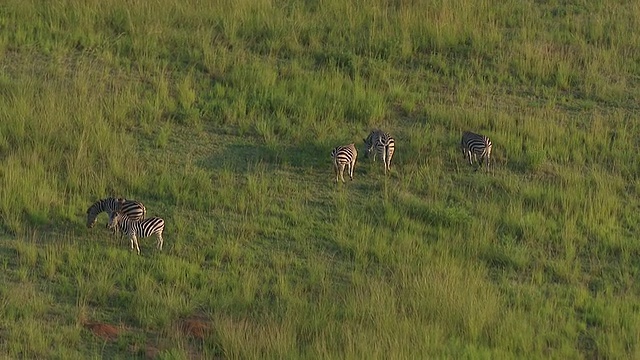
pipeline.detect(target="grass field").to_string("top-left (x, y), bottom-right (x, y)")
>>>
top-left (1, 0), bottom-right (640, 358)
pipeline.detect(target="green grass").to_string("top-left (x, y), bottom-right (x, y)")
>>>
top-left (1, 0), bottom-right (640, 358)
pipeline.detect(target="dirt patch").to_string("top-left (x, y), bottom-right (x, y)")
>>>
top-left (129, 344), bottom-right (162, 360)
top-left (180, 317), bottom-right (211, 340)
top-left (143, 345), bottom-right (161, 359)
top-left (83, 322), bottom-right (120, 341)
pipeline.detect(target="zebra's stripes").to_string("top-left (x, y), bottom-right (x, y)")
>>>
top-left (331, 143), bottom-right (358, 183)
top-left (86, 197), bottom-right (146, 229)
top-left (461, 131), bottom-right (492, 169)
top-left (108, 212), bottom-right (165, 255)
top-left (363, 130), bottom-right (395, 174)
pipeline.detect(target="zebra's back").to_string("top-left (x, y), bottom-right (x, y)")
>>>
top-left (131, 217), bottom-right (165, 238)
top-left (331, 143), bottom-right (358, 183)
top-left (331, 143), bottom-right (357, 164)
top-left (461, 131), bottom-right (492, 168)
top-left (118, 199), bottom-right (146, 221)
top-left (86, 197), bottom-right (146, 228)
top-left (363, 130), bottom-right (395, 174)
top-left (111, 213), bottom-right (164, 238)
top-left (109, 212), bottom-right (165, 254)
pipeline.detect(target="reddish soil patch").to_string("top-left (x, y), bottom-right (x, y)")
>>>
top-left (129, 344), bottom-right (162, 360)
top-left (144, 345), bottom-right (161, 359)
top-left (181, 317), bottom-right (211, 339)
top-left (84, 322), bottom-right (120, 341)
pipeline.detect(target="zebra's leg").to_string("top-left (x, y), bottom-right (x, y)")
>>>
top-left (334, 162), bottom-right (340, 183)
top-left (385, 146), bottom-right (392, 174)
top-left (387, 146), bottom-right (393, 172)
top-left (132, 234), bottom-right (141, 255)
top-left (339, 163), bottom-right (346, 183)
top-left (128, 232), bottom-right (140, 254)
top-left (350, 158), bottom-right (356, 180)
top-left (347, 162), bottom-right (353, 181)
top-left (157, 231), bottom-right (163, 250)
top-left (381, 151), bottom-right (387, 175)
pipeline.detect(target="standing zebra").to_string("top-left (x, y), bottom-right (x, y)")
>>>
top-left (331, 143), bottom-right (358, 183)
top-left (461, 131), bottom-right (492, 169)
top-left (363, 130), bottom-right (395, 175)
top-left (108, 212), bottom-right (165, 255)
top-left (86, 197), bottom-right (146, 229)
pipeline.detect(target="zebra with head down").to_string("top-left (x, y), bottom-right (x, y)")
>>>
top-left (86, 197), bottom-right (146, 234)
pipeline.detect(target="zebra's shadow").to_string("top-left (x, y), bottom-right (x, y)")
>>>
top-left (197, 141), bottom-right (334, 174)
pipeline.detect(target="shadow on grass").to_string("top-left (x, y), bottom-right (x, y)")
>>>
top-left (197, 141), bottom-right (336, 174)
top-left (0, 237), bottom-right (18, 269)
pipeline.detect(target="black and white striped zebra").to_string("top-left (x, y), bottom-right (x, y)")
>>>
top-left (108, 212), bottom-right (165, 255)
top-left (461, 131), bottom-right (492, 169)
top-left (331, 143), bottom-right (358, 183)
top-left (363, 130), bottom-right (395, 174)
top-left (86, 197), bottom-right (146, 229)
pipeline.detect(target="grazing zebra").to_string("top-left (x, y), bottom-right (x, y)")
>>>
top-left (363, 130), bottom-right (395, 174)
top-left (86, 197), bottom-right (146, 229)
top-left (331, 143), bottom-right (358, 183)
top-left (108, 212), bottom-right (165, 255)
top-left (461, 131), bottom-right (492, 169)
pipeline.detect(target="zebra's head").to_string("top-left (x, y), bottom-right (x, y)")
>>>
top-left (86, 203), bottom-right (100, 228)
top-left (86, 208), bottom-right (98, 228)
top-left (107, 211), bottom-right (122, 232)
top-left (363, 136), bottom-right (374, 158)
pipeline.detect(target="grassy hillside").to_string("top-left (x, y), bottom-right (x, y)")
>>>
top-left (1, 0), bottom-right (639, 358)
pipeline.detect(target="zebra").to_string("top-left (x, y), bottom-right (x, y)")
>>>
top-left (331, 143), bottom-right (358, 183)
top-left (86, 197), bottom-right (146, 231)
top-left (363, 130), bottom-right (395, 175)
top-left (461, 131), bottom-right (492, 169)
top-left (108, 211), bottom-right (165, 255)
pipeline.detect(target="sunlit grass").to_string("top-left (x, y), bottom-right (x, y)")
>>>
top-left (0, 0), bottom-right (639, 358)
